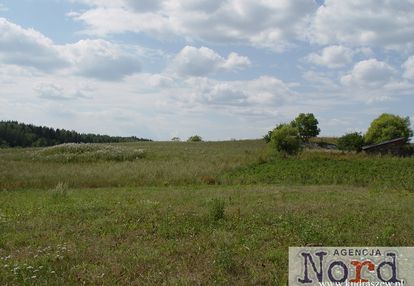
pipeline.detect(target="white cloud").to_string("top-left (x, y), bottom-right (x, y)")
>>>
top-left (0, 18), bottom-right (69, 71)
top-left (0, 18), bottom-right (143, 80)
top-left (303, 70), bottom-right (340, 90)
top-left (69, 0), bottom-right (318, 51)
top-left (341, 59), bottom-right (396, 88)
top-left (169, 46), bottom-right (250, 77)
top-left (402, 55), bottom-right (414, 80)
top-left (309, 0), bottom-right (414, 50)
top-left (175, 75), bottom-right (297, 109)
top-left (62, 40), bottom-right (142, 81)
top-left (307, 45), bottom-right (354, 68)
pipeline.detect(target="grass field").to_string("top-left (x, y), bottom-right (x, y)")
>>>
top-left (1, 140), bottom-right (414, 285)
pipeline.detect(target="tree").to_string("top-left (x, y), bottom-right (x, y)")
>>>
top-left (187, 135), bottom-right (203, 142)
top-left (292, 113), bottom-right (320, 142)
top-left (171, 137), bottom-right (181, 142)
top-left (270, 124), bottom-right (302, 156)
top-left (337, 132), bottom-right (364, 152)
top-left (364, 113), bottom-right (413, 145)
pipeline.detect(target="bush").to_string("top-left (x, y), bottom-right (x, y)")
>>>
top-left (337, 132), bottom-right (364, 152)
top-left (270, 124), bottom-right (302, 156)
top-left (364, 113), bottom-right (413, 144)
top-left (187, 135), bottom-right (203, 142)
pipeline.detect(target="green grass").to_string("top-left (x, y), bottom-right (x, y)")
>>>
top-left (1, 140), bottom-right (413, 284)
top-left (223, 150), bottom-right (414, 191)
top-left (1, 186), bottom-right (413, 285)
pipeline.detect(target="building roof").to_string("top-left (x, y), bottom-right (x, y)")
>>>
top-left (362, 137), bottom-right (406, 151)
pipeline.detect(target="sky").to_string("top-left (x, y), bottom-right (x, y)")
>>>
top-left (1, 0), bottom-right (414, 141)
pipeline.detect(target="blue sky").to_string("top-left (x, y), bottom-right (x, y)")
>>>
top-left (1, 0), bottom-right (414, 140)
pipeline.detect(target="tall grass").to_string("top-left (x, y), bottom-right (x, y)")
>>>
top-left (0, 140), bottom-right (266, 190)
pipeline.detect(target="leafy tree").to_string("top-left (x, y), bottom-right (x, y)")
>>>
top-left (337, 132), bottom-right (364, 152)
top-left (364, 113), bottom-right (413, 144)
top-left (270, 123), bottom-right (302, 156)
top-left (187, 135), bottom-right (203, 142)
top-left (171, 137), bottom-right (181, 142)
top-left (292, 113), bottom-right (320, 142)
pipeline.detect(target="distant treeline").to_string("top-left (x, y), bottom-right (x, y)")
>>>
top-left (0, 121), bottom-right (151, 148)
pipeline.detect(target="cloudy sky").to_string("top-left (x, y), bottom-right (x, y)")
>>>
top-left (1, 0), bottom-right (414, 140)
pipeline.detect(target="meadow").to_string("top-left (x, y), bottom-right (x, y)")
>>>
top-left (1, 140), bottom-right (414, 285)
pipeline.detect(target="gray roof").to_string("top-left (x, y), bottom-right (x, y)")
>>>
top-left (362, 137), bottom-right (406, 150)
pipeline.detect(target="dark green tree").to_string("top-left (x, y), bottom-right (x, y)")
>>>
top-left (337, 132), bottom-right (364, 152)
top-left (0, 121), bottom-right (151, 148)
top-left (292, 113), bottom-right (320, 142)
top-left (364, 113), bottom-right (413, 144)
top-left (187, 135), bottom-right (203, 142)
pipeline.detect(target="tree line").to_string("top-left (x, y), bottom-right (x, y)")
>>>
top-left (0, 121), bottom-right (151, 148)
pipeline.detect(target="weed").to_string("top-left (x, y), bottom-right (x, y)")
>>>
top-left (209, 198), bottom-right (226, 221)
top-left (50, 182), bottom-right (69, 199)
top-left (216, 243), bottom-right (236, 273)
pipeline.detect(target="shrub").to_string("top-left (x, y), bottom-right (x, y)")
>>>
top-left (187, 135), bottom-right (203, 142)
top-left (270, 124), bottom-right (302, 156)
top-left (364, 113), bottom-right (413, 144)
top-left (337, 132), bottom-right (364, 152)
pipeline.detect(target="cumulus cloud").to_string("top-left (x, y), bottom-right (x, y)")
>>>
top-left (307, 45), bottom-right (354, 69)
top-left (0, 18), bottom-right (143, 80)
top-left (176, 76), bottom-right (296, 109)
top-left (170, 46), bottom-right (250, 77)
top-left (309, 0), bottom-right (414, 50)
top-left (69, 0), bottom-right (318, 51)
top-left (0, 18), bottom-right (69, 71)
top-left (62, 40), bottom-right (141, 81)
top-left (402, 55), bottom-right (414, 80)
top-left (341, 59), bottom-right (396, 88)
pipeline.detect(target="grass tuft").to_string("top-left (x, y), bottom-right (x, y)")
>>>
top-left (209, 198), bottom-right (226, 222)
